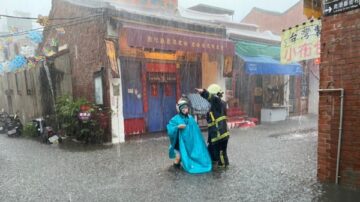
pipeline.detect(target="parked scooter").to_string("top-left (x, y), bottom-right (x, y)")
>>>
top-left (0, 122), bottom-right (5, 134)
top-left (32, 118), bottom-right (62, 144)
top-left (0, 109), bottom-right (9, 133)
top-left (7, 114), bottom-right (22, 137)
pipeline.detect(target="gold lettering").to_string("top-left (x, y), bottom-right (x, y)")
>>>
top-left (211, 44), bottom-right (215, 49)
top-left (192, 42), bottom-right (196, 47)
top-left (147, 36), bottom-right (153, 43)
top-left (184, 41), bottom-right (188, 47)
top-left (166, 38), bottom-right (171, 45)
top-left (160, 38), bottom-right (165, 44)
top-left (221, 45), bottom-right (224, 51)
top-left (178, 40), bottom-right (183, 46)
top-left (201, 43), bottom-right (206, 48)
top-left (207, 44), bottom-right (211, 48)
top-left (172, 39), bottom-right (177, 45)
top-left (154, 37), bottom-right (159, 43)
top-left (216, 45), bottom-right (220, 50)
top-left (196, 42), bottom-right (200, 48)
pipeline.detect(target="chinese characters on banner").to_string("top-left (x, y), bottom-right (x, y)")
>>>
top-left (125, 26), bottom-right (234, 55)
top-left (280, 19), bottom-right (321, 64)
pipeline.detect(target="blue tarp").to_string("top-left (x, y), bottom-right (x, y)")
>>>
top-left (239, 55), bottom-right (302, 76)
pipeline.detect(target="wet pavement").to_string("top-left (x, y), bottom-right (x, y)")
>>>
top-left (1, 114), bottom-right (360, 202)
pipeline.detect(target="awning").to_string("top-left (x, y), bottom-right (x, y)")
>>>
top-left (123, 25), bottom-right (234, 55)
top-left (235, 40), bottom-right (281, 60)
top-left (240, 55), bottom-right (302, 75)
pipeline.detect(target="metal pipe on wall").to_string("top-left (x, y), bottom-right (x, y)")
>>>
top-left (318, 88), bottom-right (344, 184)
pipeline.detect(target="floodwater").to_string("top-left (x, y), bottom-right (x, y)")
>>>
top-left (0, 0), bottom-right (358, 201)
top-left (1, 115), bottom-right (360, 201)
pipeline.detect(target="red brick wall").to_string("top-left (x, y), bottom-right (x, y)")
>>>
top-left (241, 1), bottom-right (308, 35)
top-left (318, 9), bottom-right (360, 187)
top-left (43, 0), bottom-right (109, 103)
top-left (42, 0), bottom-right (112, 141)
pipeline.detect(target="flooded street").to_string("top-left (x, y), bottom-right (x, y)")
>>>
top-left (0, 0), bottom-right (359, 200)
top-left (1, 115), bottom-right (358, 201)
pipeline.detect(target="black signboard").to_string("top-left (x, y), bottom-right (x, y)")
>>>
top-left (324, 0), bottom-right (360, 16)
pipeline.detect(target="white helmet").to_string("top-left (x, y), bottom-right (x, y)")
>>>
top-left (176, 99), bottom-right (189, 113)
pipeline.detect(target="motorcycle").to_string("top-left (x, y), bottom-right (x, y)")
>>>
top-left (7, 114), bottom-right (22, 137)
top-left (32, 118), bottom-right (62, 144)
top-left (44, 126), bottom-right (62, 144)
top-left (0, 110), bottom-right (9, 133)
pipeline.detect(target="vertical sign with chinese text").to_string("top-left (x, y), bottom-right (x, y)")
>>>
top-left (281, 19), bottom-right (321, 64)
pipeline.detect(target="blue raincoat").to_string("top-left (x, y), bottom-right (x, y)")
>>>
top-left (167, 114), bottom-right (212, 174)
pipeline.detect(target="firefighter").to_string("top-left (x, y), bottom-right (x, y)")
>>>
top-left (195, 84), bottom-right (229, 168)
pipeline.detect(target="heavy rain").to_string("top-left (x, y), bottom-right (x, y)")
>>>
top-left (1, 0), bottom-right (360, 201)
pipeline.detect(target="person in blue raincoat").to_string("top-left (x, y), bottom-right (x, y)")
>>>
top-left (166, 98), bottom-right (212, 174)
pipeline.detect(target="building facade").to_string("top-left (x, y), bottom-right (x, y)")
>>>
top-left (181, 4), bottom-right (306, 121)
top-left (318, 8), bottom-right (360, 188)
top-left (240, 0), bottom-right (319, 116)
top-left (241, 0), bottom-right (308, 35)
top-left (41, 0), bottom-right (234, 143)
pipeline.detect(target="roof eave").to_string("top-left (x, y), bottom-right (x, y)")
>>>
top-left (228, 33), bottom-right (280, 45)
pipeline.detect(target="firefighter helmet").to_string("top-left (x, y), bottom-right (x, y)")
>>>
top-left (207, 84), bottom-right (223, 95)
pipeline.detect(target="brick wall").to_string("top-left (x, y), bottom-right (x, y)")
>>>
top-left (318, 9), bottom-right (360, 188)
top-left (43, 0), bottom-right (109, 104)
top-left (241, 1), bottom-right (308, 35)
top-left (42, 0), bottom-right (112, 141)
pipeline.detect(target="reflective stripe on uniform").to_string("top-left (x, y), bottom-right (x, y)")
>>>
top-left (220, 150), bottom-right (225, 166)
top-left (209, 112), bottom-right (215, 122)
top-left (208, 116), bottom-right (227, 127)
top-left (211, 131), bottom-right (229, 143)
